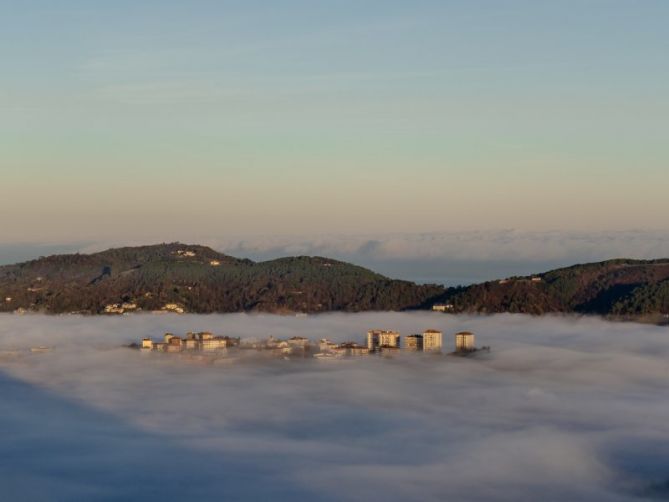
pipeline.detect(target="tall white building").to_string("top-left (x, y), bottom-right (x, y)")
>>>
top-left (422, 329), bottom-right (443, 352)
top-left (455, 331), bottom-right (476, 352)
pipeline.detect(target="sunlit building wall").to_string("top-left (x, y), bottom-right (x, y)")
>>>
top-left (455, 331), bottom-right (476, 352)
top-left (423, 330), bottom-right (443, 352)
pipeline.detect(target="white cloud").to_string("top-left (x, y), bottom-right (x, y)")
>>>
top-left (207, 229), bottom-right (669, 262)
top-left (4, 229), bottom-right (669, 284)
top-left (1, 313), bottom-right (668, 500)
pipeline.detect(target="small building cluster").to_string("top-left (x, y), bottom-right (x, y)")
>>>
top-left (101, 301), bottom-right (186, 315)
top-left (432, 304), bottom-right (453, 312)
top-left (405, 329), bottom-right (444, 352)
top-left (498, 277), bottom-right (542, 285)
top-left (366, 329), bottom-right (445, 353)
top-left (141, 332), bottom-right (240, 353)
top-left (315, 339), bottom-right (370, 358)
top-left (366, 329), bottom-right (401, 352)
top-left (136, 328), bottom-right (482, 359)
top-left (104, 302), bottom-right (138, 314)
top-left (161, 303), bottom-right (185, 314)
top-left (246, 335), bottom-right (313, 356)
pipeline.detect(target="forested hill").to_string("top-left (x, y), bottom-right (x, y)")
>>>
top-left (0, 243), bottom-right (444, 314)
top-left (442, 259), bottom-right (669, 318)
top-left (1, 246), bottom-right (668, 318)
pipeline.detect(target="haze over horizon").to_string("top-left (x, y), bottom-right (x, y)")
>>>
top-left (2, 1), bottom-right (668, 243)
top-left (3, 229), bottom-right (669, 285)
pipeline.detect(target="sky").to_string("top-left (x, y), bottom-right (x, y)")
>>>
top-left (1, 1), bottom-right (668, 244)
top-left (2, 312), bottom-right (669, 500)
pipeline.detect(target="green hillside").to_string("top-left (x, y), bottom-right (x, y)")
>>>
top-left (0, 243), bottom-right (443, 314)
top-left (443, 259), bottom-right (669, 316)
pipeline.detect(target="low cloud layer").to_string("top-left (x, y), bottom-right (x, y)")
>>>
top-left (212, 230), bottom-right (669, 284)
top-left (1, 313), bottom-right (669, 501)
top-left (215, 229), bottom-right (669, 263)
top-left (4, 229), bottom-right (669, 285)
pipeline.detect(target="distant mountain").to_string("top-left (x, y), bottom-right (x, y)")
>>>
top-left (441, 259), bottom-right (669, 318)
top-left (0, 243), bottom-right (444, 314)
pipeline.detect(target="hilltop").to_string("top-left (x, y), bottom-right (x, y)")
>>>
top-left (441, 258), bottom-right (669, 319)
top-left (0, 243), bottom-right (444, 314)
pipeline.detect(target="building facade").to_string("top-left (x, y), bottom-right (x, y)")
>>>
top-left (422, 330), bottom-right (443, 352)
top-left (379, 331), bottom-right (400, 348)
top-left (455, 331), bottom-right (475, 351)
top-left (405, 334), bottom-right (423, 351)
top-left (367, 330), bottom-right (380, 350)
top-left (367, 330), bottom-right (401, 351)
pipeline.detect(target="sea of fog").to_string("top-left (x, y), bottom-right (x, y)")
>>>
top-left (1, 312), bottom-right (668, 501)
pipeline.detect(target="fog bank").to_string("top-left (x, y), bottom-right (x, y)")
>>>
top-left (1, 313), bottom-right (668, 501)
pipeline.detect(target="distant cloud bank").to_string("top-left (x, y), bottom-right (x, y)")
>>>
top-left (207, 229), bottom-right (669, 283)
top-left (2, 229), bottom-right (669, 285)
top-left (213, 229), bottom-right (669, 261)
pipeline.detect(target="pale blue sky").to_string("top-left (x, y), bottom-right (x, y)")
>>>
top-left (1, 1), bottom-right (667, 242)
